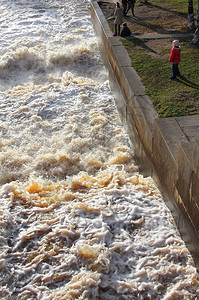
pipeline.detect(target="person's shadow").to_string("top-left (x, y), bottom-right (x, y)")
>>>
top-left (177, 75), bottom-right (199, 90)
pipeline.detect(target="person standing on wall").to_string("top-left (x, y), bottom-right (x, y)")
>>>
top-left (113, 2), bottom-right (123, 36)
top-left (126, 0), bottom-right (136, 16)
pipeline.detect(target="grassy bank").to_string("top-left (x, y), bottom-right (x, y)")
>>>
top-left (122, 37), bottom-right (199, 117)
top-left (102, 0), bottom-right (199, 117)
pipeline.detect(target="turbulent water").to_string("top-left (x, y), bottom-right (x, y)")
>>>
top-left (0, 0), bottom-right (198, 299)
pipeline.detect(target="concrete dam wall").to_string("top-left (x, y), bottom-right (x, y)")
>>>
top-left (91, 0), bottom-right (199, 268)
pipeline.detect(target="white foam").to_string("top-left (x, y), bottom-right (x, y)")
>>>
top-left (0, 0), bottom-right (198, 299)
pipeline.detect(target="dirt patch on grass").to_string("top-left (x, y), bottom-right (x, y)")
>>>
top-left (98, 0), bottom-right (193, 56)
top-left (124, 3), bottom-right (188, 35)
top-left (99, 0), bottom-right (189, 34)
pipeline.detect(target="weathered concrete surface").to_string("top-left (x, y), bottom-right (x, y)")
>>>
top-left (153, 118), bottom-right (188, 198)
top-left (177, 115), bottom-right (199, 141)
top-left (177, 142), bottom-right (199, 233)
top-left (91, 0), bottom-right (199, 268)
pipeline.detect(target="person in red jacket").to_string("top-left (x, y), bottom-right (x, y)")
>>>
top-left (169, 40), bottom-right (181, 79)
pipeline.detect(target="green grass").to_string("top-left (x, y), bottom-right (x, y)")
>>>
top-left (122, 38), bottom-right (199, 117)
top-left (105, 0), bottom-right (199, 118)
top-left (148, 0), bottom-right (197, 15)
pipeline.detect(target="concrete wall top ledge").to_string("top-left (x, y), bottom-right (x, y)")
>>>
top-left (154, 118), bottom-right (188, 161)
top-left (109, 43), bottom-right (132, 67)
top-left (176, 115), bottom-right (199, 141)
top-left (121, 67), bottom-right (145, 96)
top-left (193, 141), bottom-right (199, 173)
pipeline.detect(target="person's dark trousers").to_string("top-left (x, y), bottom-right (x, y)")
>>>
top-left (122, 0), bottom-right (127, 14)
top-left (127, 4), bottom-right (135, 16)
top-left (172, 63), bottom-right (180, 78)
top-left (114, 24), bottom-right (121, 36)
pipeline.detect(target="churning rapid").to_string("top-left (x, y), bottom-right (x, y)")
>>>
top-left (0, 0), bottom-right (198, 299)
